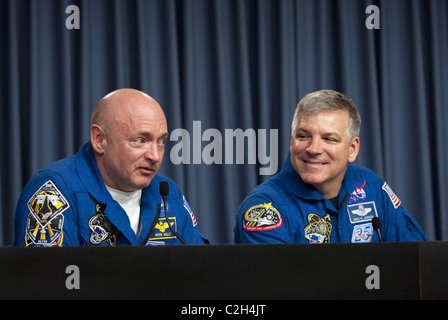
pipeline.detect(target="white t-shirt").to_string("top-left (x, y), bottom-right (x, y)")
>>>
top-left (106, 186), bottom-right (142, 235)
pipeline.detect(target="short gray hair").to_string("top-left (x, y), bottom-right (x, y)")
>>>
top-left (291, 89), bottom-right (361, 141)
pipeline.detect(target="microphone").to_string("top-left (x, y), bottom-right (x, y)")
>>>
top-left (159, 180), bottom-right (169, 202)
top-left (159, 181), bottom-right (187, 245)
top-left (371, 217), bottom-right (383, 243)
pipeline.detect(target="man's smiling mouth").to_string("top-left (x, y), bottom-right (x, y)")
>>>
top-left (303, 160), bottom-right (327, 166)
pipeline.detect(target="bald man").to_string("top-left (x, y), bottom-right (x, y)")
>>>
top-left (14, 89), bottom-right (208, 246)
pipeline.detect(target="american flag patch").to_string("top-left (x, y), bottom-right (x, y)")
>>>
top-left (382, 182), bottom-right (401, 209)
top-left (182, 195), bottom-right (197, 227)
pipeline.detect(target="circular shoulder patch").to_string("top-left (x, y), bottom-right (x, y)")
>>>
top-left (243, 203), bottom-right (283, 231)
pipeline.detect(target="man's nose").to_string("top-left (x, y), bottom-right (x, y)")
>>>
top-left (143, 142), bottom-right (162, 162)
top-left (306, 137), bottom-right (323, 155)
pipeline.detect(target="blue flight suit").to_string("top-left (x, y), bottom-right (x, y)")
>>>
top-left (235, 153), bottom-right (427, 244)
top-left (14, 142), bottom-right (208, 246)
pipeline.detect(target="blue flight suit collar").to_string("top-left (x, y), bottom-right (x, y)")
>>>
top-left (74, 142), bottom-right (160, 244)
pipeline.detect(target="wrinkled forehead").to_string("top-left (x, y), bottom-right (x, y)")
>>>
top-left (297, 109), bottom-right (350, 126)
top-left (114, 101), bottom-right (167, 132)
top-left (295, 110), bottom-right (351, 139)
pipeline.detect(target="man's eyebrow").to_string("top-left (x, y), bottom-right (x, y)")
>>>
top-left (295, 128), bottom-right (342, 137)
top-left (160, 131), bottom-right (169, 139)
top-left (135, 131), bottom-right (168, 138)
top-left (322, 131), bottom-right (341, 137)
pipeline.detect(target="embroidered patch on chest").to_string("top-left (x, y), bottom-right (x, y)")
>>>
top-left (243, 203), bottom-right (283, 231)
top-left (89, 204), bottom-right (119, 246)
top-left (346, 201), bottom-right (378, 224)
top-left (304, 213), bottom-right (332, 244)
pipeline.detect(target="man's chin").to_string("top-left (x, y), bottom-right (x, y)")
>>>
top-left (130, 177), bottom-right (154, 191)
top-left (298, 171), bottom-right (326, 187)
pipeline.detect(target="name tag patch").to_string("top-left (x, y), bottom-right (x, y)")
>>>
top-left (347, 201), bottom-right (378, 224)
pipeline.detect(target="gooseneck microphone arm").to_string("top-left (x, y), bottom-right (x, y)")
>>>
top-left (159, 181), bottom-right (187, 245)
top-left (372, 217), bottom-right (383, 243)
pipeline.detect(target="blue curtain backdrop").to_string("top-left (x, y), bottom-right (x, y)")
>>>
top-left (1, 0), bottom-right (447, 245)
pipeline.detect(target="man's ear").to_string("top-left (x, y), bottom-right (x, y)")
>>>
top-left (348, 136), bottom-right (360, 163)
top-left (90, 124), bottom-right (106, 155)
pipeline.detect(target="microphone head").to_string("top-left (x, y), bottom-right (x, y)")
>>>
top-left (371, 217), bottom-right (382, 230)
top-left (159, 181), bottom-right (169, 197)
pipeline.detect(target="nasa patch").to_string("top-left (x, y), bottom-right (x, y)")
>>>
top-left (243, 203), bottom-right (283, 231)
top-left (347, 201), bottom-right (378, 224)
top-left (349, 180), bottom-right (367, 204)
